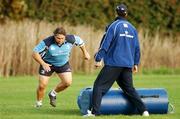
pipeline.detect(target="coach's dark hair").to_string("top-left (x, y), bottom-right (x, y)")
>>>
top-left (116, 4), bottom-right (128, 17)
top-left (53, 27), bottom-right (66, 36)
top-left (117, 12), bottom-right (127, 17)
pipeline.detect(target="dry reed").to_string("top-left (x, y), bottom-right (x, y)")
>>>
top-left (0, 20), bottom-right (179, 76)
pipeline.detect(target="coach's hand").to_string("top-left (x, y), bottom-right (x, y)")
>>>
top-left (42, 63), bottom-right (52, 72)
top-left (133, 65), bottom-right (138, 73)
top-left (95, 61), bottom-right (102, 68)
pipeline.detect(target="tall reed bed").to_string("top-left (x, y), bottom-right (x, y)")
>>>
top-left (0, 20), bottom-right (179, 76)
top-left (139, 29), bottom-right (180, 70)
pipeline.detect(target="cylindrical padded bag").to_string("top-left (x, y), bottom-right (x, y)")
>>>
top-left (77, 87), bottom-right (168, 115)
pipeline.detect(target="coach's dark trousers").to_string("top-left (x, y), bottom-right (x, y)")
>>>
top-left (92, 65), bottom-right (147, 115)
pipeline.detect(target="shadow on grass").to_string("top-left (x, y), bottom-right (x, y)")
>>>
top-left (31, 107), bottom-right (81, 116)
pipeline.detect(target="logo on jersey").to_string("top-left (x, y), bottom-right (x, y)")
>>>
top-left (125, 31), bottom-right (128, 34)
top-left (50, 46), bottom-right (55, 50)
top-left (119, 30), bottom-right (134, 38)
top-left (123, 23), bottom-right (128, 28)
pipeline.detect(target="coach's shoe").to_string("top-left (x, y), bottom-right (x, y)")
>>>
top-left (142, 111), bottom-right (149, 117)
top-left (35, 101), bottom-right (42, 108)
top-left (48, 92), bottom-right (56, 107)
top-left (83, 110), bottom-right (95, 117)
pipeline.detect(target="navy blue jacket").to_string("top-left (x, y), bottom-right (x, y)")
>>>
top-left (95, 17), bottom-right (140, 68)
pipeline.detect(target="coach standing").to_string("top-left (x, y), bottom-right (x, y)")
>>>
top-left (84, 4), bottom-right (149, 117)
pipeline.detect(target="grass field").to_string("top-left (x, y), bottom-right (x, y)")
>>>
top-left (0, 73), bottom-right (180, 119)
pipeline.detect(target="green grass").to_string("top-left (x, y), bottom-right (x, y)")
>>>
top-left (0, 74), bottom-right (180, 119)
top-left (142, 68), bottom-right (180, 75)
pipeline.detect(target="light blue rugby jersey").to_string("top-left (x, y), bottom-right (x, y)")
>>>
top-left (33, 35), bottom-right (84, 66)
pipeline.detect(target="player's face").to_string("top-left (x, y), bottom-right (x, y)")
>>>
top-left (54, 34), bottom-right (66, 45)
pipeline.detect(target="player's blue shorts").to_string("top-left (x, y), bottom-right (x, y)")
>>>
top-left (39, 62), bottom-right (71, 76)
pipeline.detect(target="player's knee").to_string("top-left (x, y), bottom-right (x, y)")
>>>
top-left (38, 84), bottom-right (47, 90)
top-left (63, 80), bottom-right (72, 87)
